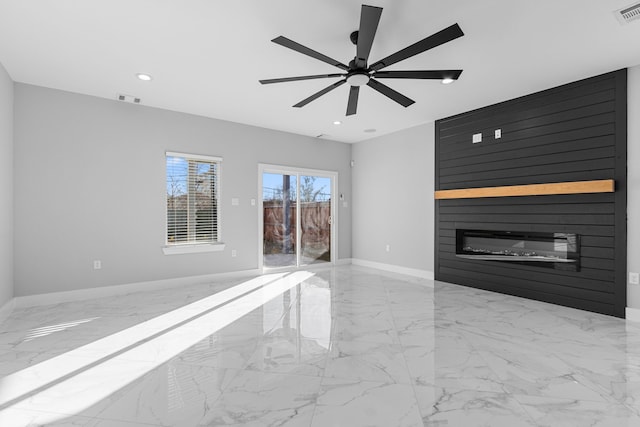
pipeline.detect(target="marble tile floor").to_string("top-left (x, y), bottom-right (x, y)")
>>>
top-left (0, 265), bottom-right (639, 426)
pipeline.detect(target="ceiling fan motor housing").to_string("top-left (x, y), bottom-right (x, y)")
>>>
top-left (350, 31), bottom-right (359, 45)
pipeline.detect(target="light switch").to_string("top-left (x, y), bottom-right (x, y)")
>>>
top-left (231, 198), bottom-right (239, 206)
top-left (472, 133), bottom-right (482, 143)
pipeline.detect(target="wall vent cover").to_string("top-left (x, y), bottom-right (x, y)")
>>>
top-left (117, 94), bottom-right (141, 104)
top-left (614, 2), bottom-right (640, 24)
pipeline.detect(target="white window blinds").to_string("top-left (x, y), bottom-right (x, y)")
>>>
top-left (166, 152), bottom-right (221, 245)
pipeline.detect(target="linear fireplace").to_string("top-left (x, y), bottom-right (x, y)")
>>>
top-left (456, 229), bottom-right (580, 271)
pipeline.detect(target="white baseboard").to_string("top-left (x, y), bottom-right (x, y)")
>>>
top-left (626, 307), bottom-right (640, 323)
top-left (14, 268), bottom-right (262, 309)
top-left (9, 259), bottom-right (431, 311)
top-left (351, 259), bottom-right (434, 281)
top-left (0, 298), bottom-right (16, 325)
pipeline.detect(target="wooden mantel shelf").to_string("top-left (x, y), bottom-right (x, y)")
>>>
top-left (434, 179), bottom-right (615, 200)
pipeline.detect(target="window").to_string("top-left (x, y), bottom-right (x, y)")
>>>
top-left (165, 152), bottom-right (223, 254)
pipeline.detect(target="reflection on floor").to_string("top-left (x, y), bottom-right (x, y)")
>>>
top-left (0, 265), bottom-right (639, 426)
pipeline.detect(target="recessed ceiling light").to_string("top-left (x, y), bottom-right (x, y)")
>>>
top-left (441, 78), bottom-right (455, 85)
top-left (333, 121), bottom-right (342, 125)
top-left (364, 128), bottom-right (377, 133)
top-left (136, 73), bottom-right (153, 81)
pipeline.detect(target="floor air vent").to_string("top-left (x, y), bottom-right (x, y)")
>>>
top-left (615, 2), bottom-right (640, 24)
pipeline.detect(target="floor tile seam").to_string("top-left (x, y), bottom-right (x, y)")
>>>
top-left (155, 359), bottom-right (247, 374)
top-left (327, 336), bottom-right (404, 349)
top-left (622, 400), bottom-right (640, 417)
top-left (483, 353), bottom-right (609, 404)
top-left (329, 336), bottom-right (400, 346)
top-left (469, 341), bottom-right (532, 394)
top-left (5, 283), bottom-right (277, 357)
top-left (509, 390), bottom-right (635, 408)
top-left (80, 410), bottom-right (167, 427)
top-left (414, 384), bottom-right (542, 426)
top-left (382, 287), bottom-right (421, 392)
top-left (90, 414), bottom-right (165, 427)
top-left (2, 405), bottom-right (167, 427)
top-left (495, 391), bottom-right (543, 426)
top-left (348, 292), bottom-right (416, 386)
top-left (512, 351), bottom-right (625, 405)
top-left (0, 283), bottom-right (281, 411)
top-left (243, 365), bottom-right (327, 379)
top-left (483, 376), bottom-right (617, 405)
top-left (18, 331), bottom-right (261, 366)
top-left (405, 359), bottom-right (432, 424)
top-left (307, 395), bottom-right (321, 427)
top-left (509, 393), bottom-right (586, 426)
top-left (166, 365), bottom-right (247, 405)
top-left (214, 369), bottom-right (323, 425)
top-left (320, 366), bottom-right (413, 385)
top-left (550, 348), bottom-right (634, 375)
top-left (83, 370), bottom-right (237, 426)
top-left (311, 381), bottom-right (423, 427)
top-left (8, 410), bottom-right (166, 427)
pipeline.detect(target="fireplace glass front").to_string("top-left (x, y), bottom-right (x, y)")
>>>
top-left (456, 229), bottom-right (580, 271)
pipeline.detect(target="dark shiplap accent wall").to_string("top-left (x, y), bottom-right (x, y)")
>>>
top-left (435, 69), bottom-right (627, 318)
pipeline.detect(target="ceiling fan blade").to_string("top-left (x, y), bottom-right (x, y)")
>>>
top-left (367, 79), bottom-right (414, 107)
top-left (272, 36), bottom-right (349, 71)
top-left (369, 23), bottom-right (464, 71)
top-left (355, 5), bottom-right (383, 68)
top-left (346, 86), bottom-right (360, 116)
top-left (373, 70), bottom-right (463, 80)
top-left (260, 73), bottom-right (345, 84)
top-left (293, 79), bottom-right (347, 108)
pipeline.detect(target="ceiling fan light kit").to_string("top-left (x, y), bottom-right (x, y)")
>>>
top-left (260, 4), bottom-right (464, 116)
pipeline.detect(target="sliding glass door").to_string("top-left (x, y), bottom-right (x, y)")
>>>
top-left (262, 173), bottom-right (297, 268)
top-left (299, 175), bottom-right (332, 265)
top-left (260, 166), bottom-right (335, 269)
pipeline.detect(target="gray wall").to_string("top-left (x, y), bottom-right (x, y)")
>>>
top-left (628, 64), bottom-right (640, 310)
top-left (13, 84), bottom-right (352, 296)
top-left (352, 123), bottom-right (434, 273)
top-left (10, 66), bottom-right (640, 311)
top-left (352, 65), bottom-right (640, 312)
top-left (0, 62), bottom-right (13, 306)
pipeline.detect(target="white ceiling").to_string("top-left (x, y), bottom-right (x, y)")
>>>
top-left (1, 0), bottom-right (639, 143)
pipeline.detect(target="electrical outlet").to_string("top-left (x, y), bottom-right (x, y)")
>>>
top-left (231, 250), bottom-right (237, 257)
top-left (472, 133), bottom-right (482, 143)
top-left (630, 272), bottom-right (639, 285)
top-left (385, 245), bottom-right (390, 252)
top-left (93, 260), bottom-right (102, 270)
top-left (494, 129), bottom-right (502, 139)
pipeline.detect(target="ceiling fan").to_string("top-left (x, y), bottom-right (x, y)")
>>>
top-left (259, 4), bottom-right (464, 116)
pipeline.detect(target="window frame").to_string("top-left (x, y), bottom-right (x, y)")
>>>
top-left (163, 151), bottom-right (225, 255)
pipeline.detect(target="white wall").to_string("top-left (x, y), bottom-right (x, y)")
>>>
top-left (627, 65), bottom-right (640, 309)
top-left (352, 122), bottom-right (434, 274)
top-left (13, 84), bottom-right (352, 297)
top-left (0, 62), bottom-right (13, 307)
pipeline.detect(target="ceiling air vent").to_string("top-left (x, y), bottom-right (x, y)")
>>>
top-left (615, 2), bottom-right (640, 24)
top-left (117, 94), bottom-right (141, 104)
